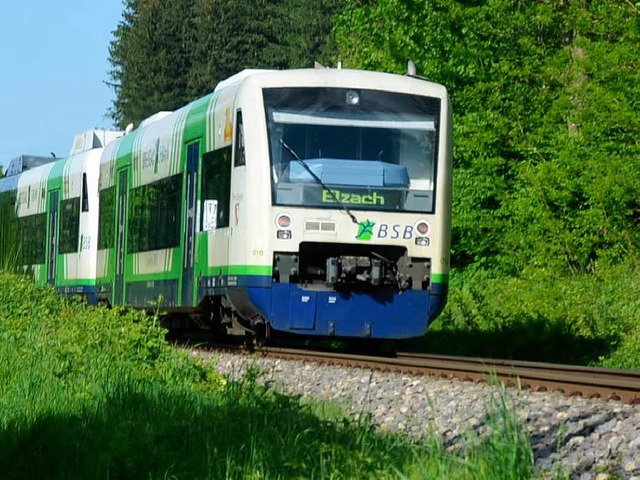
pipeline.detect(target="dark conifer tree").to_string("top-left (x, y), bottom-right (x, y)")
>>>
top-left (109, 0), bottom-right (339, 126)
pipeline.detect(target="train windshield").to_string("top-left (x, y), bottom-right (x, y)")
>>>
top-left (264, 87), bottom-right (440, 213)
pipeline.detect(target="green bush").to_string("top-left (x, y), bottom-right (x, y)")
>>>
top-left (0, 273), bottom-right (222, 389)
top-left (414, 263), bottom-right (640, 369)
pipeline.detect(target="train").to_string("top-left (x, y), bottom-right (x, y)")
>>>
top-left (0, 66), bottom-right (452, 342)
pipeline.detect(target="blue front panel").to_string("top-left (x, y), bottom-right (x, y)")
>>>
top-left (312, 289), bottom-right (427, 338)
top-left (246, 283), bottom-right (448, 339)
top-left (289, 290), bottom-right (317, 329)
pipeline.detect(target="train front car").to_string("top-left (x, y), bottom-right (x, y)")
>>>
top-left (226, 69), bottom-right (452, 340)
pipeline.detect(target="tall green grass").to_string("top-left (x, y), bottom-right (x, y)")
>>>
top-left (0, 272), bottom-right (552, 479)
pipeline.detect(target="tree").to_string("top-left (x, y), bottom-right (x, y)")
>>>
top-left (108, 0), bottom-right (197, 128)
top-left (108, 0), bottom-right (339, 127)
top-left (505, 0), bottom-right (640, 273)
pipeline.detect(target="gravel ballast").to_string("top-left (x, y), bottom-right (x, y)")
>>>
top-left (206, 352), bottom-right (640, 480)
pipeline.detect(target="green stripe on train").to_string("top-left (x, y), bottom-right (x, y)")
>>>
top-left (431, 273), bottom-right (449, 284)
top-left (204, 265), bottom-right (272, 276)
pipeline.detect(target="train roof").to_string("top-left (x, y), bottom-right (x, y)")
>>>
top-left (5, 155), bottom-right (56, 177)
top-left (69, 129), bottom-right (123, 157)
top-left (210, 67), bottom-right (447, 97)
top-left (214, 69), bottom-right (273, 92)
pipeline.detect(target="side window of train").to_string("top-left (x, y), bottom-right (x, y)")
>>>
top-left (0, 192), bottom-right (18, 266)
top-left (127, 174), bottom-right (182, 253)
top-left (16, 213), bottom-right (46, 265)
top-left (98, 186), bottom-right (116, 249)
top-left (59, 198), bottom-right (80, 254)
top-left (234, 110), bottom-right (245, 167)
top-left (201, 147), bottom-right (231, 230)
top-left (81, 173), bottom-right (89, 212)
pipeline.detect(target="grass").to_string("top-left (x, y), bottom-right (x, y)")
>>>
top-left (0, 271), bottom-right (557, 479)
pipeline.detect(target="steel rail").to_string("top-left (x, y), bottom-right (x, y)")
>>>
top-left (248, 347), bottom-right (640, 404)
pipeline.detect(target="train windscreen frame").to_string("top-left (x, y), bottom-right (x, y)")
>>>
top-left (263, 87), bottom-right (441, 213)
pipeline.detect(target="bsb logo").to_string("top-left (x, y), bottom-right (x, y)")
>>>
top-left (355, 220), bottom-right (418, 241)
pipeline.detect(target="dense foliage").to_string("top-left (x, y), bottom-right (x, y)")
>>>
top-left (108, 0), bottom-right (338, 127)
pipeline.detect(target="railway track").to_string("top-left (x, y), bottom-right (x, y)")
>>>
top-left (228, 346), bottom-right (640, 405)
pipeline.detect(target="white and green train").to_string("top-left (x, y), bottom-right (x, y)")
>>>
top-left (0, 67), bottom-right (452, 340)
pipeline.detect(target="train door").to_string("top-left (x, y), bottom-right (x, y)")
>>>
top-left (114, 169), bottom-right (128, 305)
top-left (47, 190), bottom-right (59, 285)
top-left (181, 141), bottom-right (200, 306)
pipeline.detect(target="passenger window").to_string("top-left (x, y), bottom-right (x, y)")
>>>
top-left (97, 186), bottom-right (115, 249)
top-left (16, 213), bottom-right (46, 264)
top-left (234, 110), bottom-right (245, 167)
top-left (127, 174), bottom-right (182, 253)
top-left (59, 198), bottom-right (80, 254)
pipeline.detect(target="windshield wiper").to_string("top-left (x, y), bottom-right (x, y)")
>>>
top-left (279, 139), bottom-right (360, 225)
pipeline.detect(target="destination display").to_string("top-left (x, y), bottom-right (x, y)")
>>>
top-left (275, 182), bottom-right (406, 211)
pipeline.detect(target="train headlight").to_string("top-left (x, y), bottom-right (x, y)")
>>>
top-left (415, 237), bottom-right (430, 246)
top-left (277, 230), bottom-right (292, 240)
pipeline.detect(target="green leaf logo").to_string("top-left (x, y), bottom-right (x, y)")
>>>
top-left (355, 220), bottom-right (375, 241)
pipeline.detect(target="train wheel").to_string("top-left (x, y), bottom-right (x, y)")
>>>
top-left (254, 322), bottom-right (271, 348)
